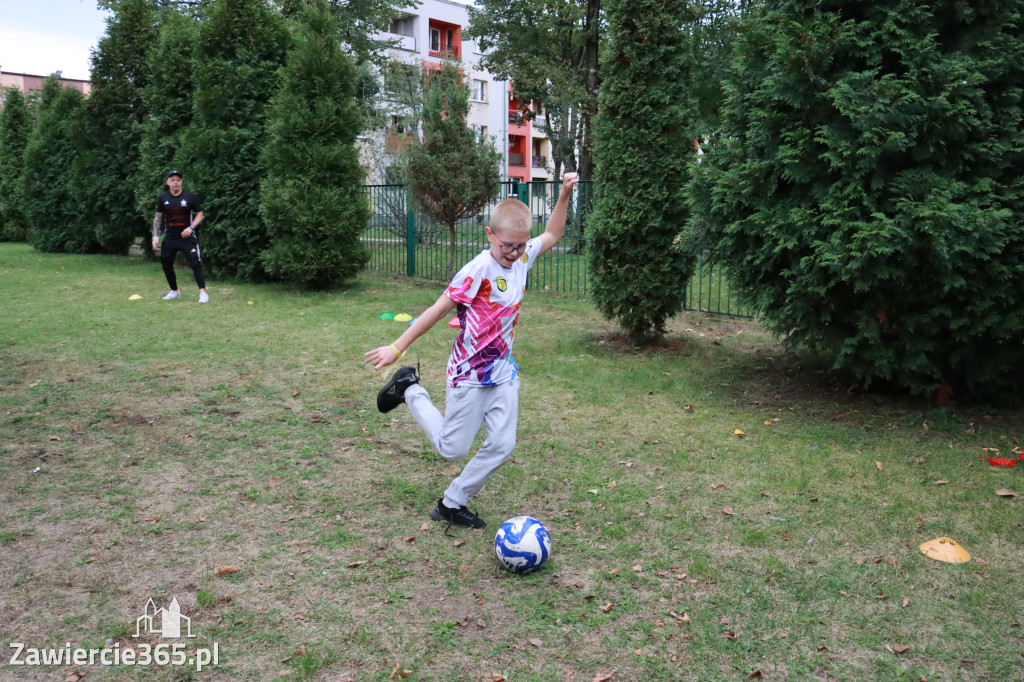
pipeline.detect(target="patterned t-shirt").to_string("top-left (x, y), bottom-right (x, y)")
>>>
top-left (445, 239), bottom-right (540, 388)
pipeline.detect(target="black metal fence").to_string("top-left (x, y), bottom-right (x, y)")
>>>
top-left (362, 181), bottom-right (756, 318)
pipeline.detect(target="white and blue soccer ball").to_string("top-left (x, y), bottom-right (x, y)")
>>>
top-left (494, 516), bottom-right (552, 573)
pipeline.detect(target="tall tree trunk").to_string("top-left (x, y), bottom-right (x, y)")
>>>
top-left (578, 0), bottom-right (601, 180)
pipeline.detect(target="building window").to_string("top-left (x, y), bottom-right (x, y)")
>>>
top-left (471, 125), bottom-right (488, 143)
top-left (430, 28), bottom-right (441, 52)
top-left (471, 79), bottom-right (487, 102)
top-left (389, 16), bottom-right (414, 37)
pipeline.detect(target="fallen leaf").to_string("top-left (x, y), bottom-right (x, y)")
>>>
top-left (876, 461), bottom-right (884, 471)
top-left (485, 676), bottom-right (507, 682)
top-left (403, 536), bottom-right (416, 543)
top-left (748, 671), bottom-right (764, 679)
top-left (454, 540), bottom-right (465, 547)
top-left (607, 568), bottom-right (620, 575)
top-left (996, 488), bottom-right (1017, 498)
top-left (722, 507), bottom-right (735, 516)
top-left (934, 480), bottom-right (949, 485)
top-left (293, 646), bottom-right (306, 656)
top-left (599, 603), bottom-right (615, 613)
top-left (711, 483), bottom-right (727, 489)
top-left (292, 390), bottom-right (299, 398)
top-left (529, 638), bottom-right (542, 647)
top-left (592, 675), bottom-right (613, 682)
top-left (347, 560), bottom-right (367, 568)
top-left (292, 614), bottom-right (306, 621)
top-left (734, 429), bottom-right (745, 437)
top-left (49, 436), bottom-right (61, 441)
top-left (419, 522), bottom-right (431, 531)
top-left (198, 516), bottom-right (207, 523)
top-left (682, 404), bottom-right (694, 412)
top-left (65, 672), bottom-right (86, 682)
top-left (722, 631), bottom-right (739, 639)
top-left (214, 565), bottom-right (238, 576)
top-left (902, 596), bottom-right (910, 608)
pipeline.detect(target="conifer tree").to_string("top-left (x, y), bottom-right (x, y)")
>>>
top-left (258, 0), bottom-right (370, 288)
top-left (403, 60), bottom-right (502, 279)
top-left (186, 0), bottom-right (291, 280)
top-left (588, 0), bottom-right (698, 344)
top-left (21, 79), bottom-right (95, 253)
top-left (689, 0), bottom-right (1024, 402)
top-left (76, 0), bottom-right (158, 255)
top-left (136, 6), bottom-right (198, 256)
top-left (0, 88), bottom-right (33, 241)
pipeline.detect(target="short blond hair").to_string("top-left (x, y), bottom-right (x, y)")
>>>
top-left (489, 198), bottom-right (531, 235)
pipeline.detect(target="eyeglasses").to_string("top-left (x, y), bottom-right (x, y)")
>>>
top-left (494, 239), bottom-right (528, 254)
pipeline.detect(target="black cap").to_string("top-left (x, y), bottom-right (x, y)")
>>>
top-left (166, 169), bottom-right (182, 179)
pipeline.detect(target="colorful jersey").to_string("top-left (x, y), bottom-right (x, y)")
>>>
top-left (445, 239), bottom-right (540, 387)
top-left (156, 190), bottom-right (202, 238)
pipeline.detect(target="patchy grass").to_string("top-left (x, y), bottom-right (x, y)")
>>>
top-left (1, 242), bottom-right (1022, 681)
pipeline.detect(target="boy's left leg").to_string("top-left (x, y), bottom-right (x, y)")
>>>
top-left (442, 376), bottom-right (519, 509)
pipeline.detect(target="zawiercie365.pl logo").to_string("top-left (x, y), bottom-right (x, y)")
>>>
top-left (8, 597), bottom-right (220, 672)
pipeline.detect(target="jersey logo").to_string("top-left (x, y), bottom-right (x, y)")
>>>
top-left (520, 252), bottom-right (529, 263)
top-left (181, 199), bottom-right (188, 206)
top-left (495, 276), bottom-right (508, 292)
top-left (164, 201), bottom-right (169, 205)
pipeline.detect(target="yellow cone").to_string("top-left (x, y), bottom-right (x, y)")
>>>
top-left (128, 294), bottom-right (143, 300)
top-left (394, 313), bottom-right (413, 322)
top-left (919, 537), bottom-right (971, 563)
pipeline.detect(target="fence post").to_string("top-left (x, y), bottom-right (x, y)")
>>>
top-left (405, 188), bottom-right (416, 277)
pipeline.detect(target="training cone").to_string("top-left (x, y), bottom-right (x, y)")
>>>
top-left (128, 294), bottom-right (143, 300)
top-left (394, 313), bottom-right (413, 322)
top-left (448, 317), bottom-right (461, 329)
top-left (919, 537), bottom-right (971, 563)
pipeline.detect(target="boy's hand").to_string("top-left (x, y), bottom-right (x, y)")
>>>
top-left (560, 172), bottom-right (579, 193)
top-left (364, 346), bottom-right (399, 371)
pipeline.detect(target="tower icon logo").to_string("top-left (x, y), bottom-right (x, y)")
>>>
top-left (134, 597), bottom-right (194, 639)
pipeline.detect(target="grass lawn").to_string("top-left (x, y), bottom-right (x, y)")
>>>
top-left (1, 242), bottom-right (1022, 681)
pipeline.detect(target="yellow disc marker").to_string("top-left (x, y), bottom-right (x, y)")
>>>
top-left (919, 537), bottom-right (971, 563)
top-left (128, 294), bottom-right (143, 300)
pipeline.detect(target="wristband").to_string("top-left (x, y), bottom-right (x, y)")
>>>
top-left (390, 344), bottom-right (405, 358)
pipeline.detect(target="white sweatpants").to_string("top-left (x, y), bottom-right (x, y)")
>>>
top-left (404, 376), bottom-right (520, 509)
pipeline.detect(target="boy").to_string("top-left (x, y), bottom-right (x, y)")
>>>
top-left (364, 173), bottom-right (579, 530)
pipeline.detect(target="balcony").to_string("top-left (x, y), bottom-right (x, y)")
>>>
top-left (387, 33), bottom-right (416, 51)
top-left (531, 155), bottom-right (547, 168)
top-left (534, 114), bottom-right (547, 128)
top-left (385, 134), bottom-right (411, 153)
top-left (509, 153), bottom-right (525, 166)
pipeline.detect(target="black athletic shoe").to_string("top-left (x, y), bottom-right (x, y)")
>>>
top-left (429, 498), bottom-right (487, 529)
top-left (376, 363), bottom-right (419, 413)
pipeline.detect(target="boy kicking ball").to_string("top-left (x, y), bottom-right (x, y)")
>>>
top-left (364, 173), bottom-right (579, 530)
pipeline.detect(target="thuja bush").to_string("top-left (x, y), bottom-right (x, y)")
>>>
top-left (258, 0), bottom-right (369, 288)
top-left (588, 0), bottom-right (698, 345)
top-left (689, 0), bottom-right (1024, 403)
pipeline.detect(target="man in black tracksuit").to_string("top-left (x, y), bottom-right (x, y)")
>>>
top-left (152, 169), bottom-right (208, 303)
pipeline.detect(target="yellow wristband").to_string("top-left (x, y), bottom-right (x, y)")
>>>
top-left (390, 344), bottom-right (405, 358)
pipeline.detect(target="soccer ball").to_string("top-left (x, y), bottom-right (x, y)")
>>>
top-left (494, 516), bottom-right (552, 573)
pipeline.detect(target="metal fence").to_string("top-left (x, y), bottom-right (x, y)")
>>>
top-left (362, 181), bottom-right (756, 318)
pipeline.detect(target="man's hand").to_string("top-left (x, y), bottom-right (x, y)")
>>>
top-left (183, 227), bottom-right (193, 238)
top-left (151, 236), bottom-right (159, 250)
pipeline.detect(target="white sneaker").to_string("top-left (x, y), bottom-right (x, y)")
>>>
top-left (163, 290), bottom-right (181, 300)
top-left (198, 291), bottom-right (209, 303)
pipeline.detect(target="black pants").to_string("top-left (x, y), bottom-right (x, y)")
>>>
top-left (160, 234), bottom-right (206, 290)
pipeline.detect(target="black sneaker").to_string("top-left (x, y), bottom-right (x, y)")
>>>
top-left (429, 498), bottom-right (487, 529)
top-left (376, 364), bottom-right (419, 413)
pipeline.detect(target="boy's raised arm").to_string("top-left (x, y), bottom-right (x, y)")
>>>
top-left (364, 293), bottom-right (457, 370)
top-left (535, 172), bottom-right (579, 256)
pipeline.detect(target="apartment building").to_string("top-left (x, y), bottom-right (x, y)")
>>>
top-left (372, 0), bottom-right (552, 185)
top-left (0, 69), bottom-right (91, 96)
